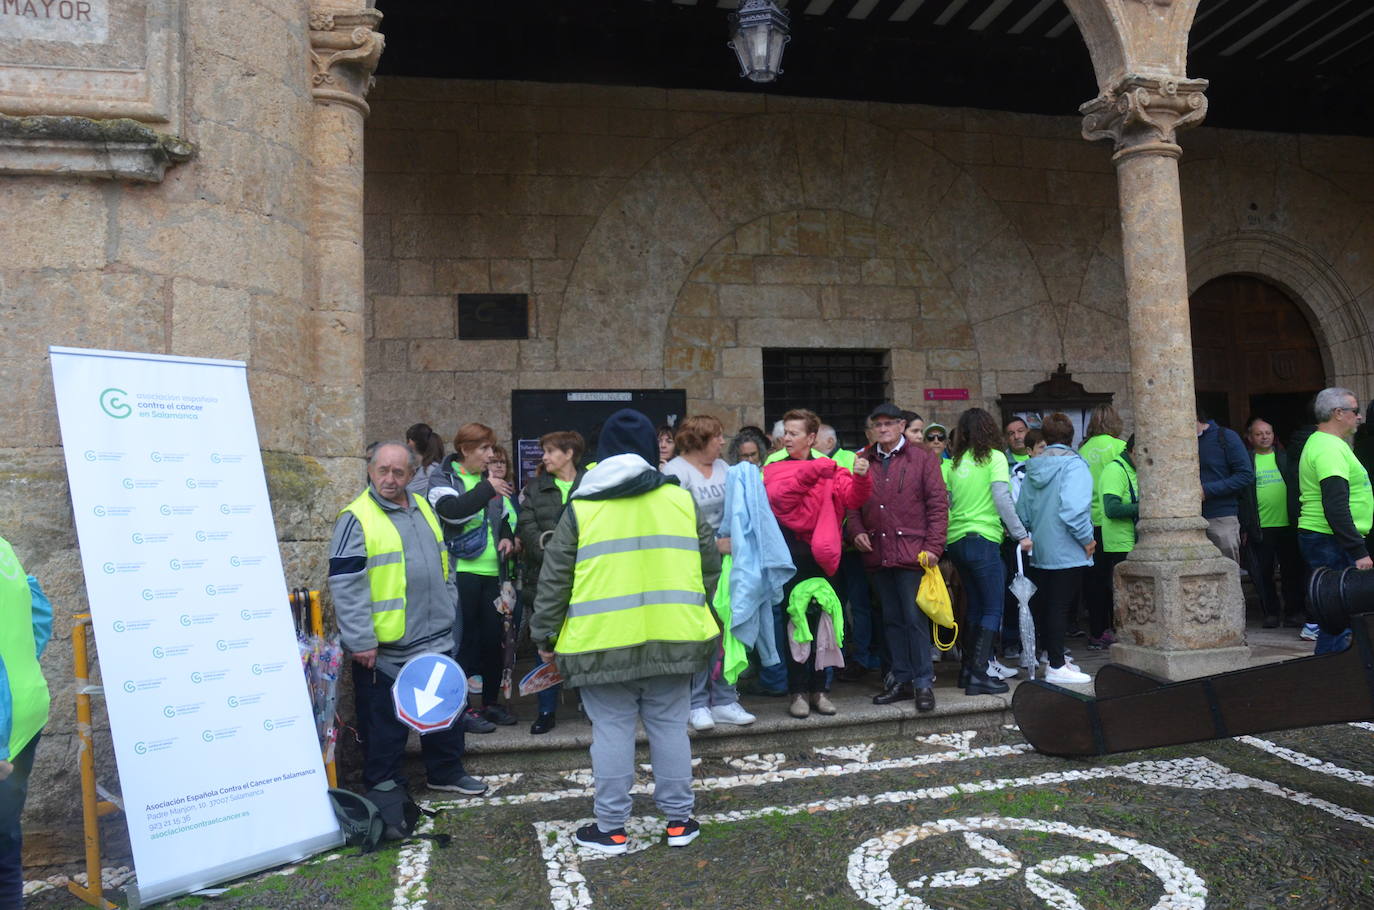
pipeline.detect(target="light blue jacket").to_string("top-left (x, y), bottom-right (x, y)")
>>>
top-left (0, 576), bottom-right (53, 761)
top-left (718, 463), bottom-right (794, 664)
top-left (1015, 447), bottom-right (1095, 569)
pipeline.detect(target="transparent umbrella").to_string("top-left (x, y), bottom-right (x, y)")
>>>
top-left (495, 556), bottom-right (518, 699)
top-left (1009, 546), bottom-right (1038, 680)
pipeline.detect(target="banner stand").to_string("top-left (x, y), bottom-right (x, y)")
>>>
top-left (66, 591), bottom-right (341, 908)
top-left (69, 615), bottom-right (120, 910)
top-left (51, 346), bottom-right (345, 905)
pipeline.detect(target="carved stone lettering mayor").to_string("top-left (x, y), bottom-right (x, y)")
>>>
top-left (0, 0), bottom-right (109, 44)
top-left (0, 0), bottom-right (179, 128)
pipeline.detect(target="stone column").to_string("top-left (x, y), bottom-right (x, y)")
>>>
top-left (308, 6), bottom-right (383, 455)
top-left (1081, 75), bottom-right (1251, 679)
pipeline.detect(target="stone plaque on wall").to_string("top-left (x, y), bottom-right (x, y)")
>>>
top-left (0, 0), bottom-right (182, 130)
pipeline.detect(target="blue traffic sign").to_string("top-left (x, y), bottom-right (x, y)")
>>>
top-left (392, 653), bottom-right (467, 734)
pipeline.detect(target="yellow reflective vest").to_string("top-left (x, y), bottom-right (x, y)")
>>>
top-left (557, 485), bottom-right (719, 656)
top-left (0, 537), bottom-right (48, 759)
top-left (341, 491), bottom-right (448, 643)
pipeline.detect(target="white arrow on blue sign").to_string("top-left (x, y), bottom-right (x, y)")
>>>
top-left (391, 653), bottom-right (468, 734)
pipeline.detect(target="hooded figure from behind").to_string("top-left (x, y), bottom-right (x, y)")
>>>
top-left (528, 408), bottom-right (721, 853)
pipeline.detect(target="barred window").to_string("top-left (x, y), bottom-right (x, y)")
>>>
top-left (762, 348), bottom-right (889, 449)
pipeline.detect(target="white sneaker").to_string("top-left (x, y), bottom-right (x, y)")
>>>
top-left (689, 707), bottom-right (716, 731)
top-left (987, 657), bottom-right (1018, 680)
top-left (710, 702), bottom-right (756, 726)
top-left (1038, 650), bottom-right (1080, 671)
top-left (1044, 664), bottom-right (1092, 685)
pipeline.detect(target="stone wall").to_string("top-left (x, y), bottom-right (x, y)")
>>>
top-left (0, 1), bottom-right (361, 867)
top-left (362, 77), bottom-right (1374, 448)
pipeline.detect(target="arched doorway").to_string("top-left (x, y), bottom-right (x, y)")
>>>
top-left (1190, 275), bottom-right (1325, 442)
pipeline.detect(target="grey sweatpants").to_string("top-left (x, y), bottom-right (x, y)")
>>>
top-left (689, 657), bottom-right (739, 710)
top-left (579, 674), bottom-right (695, 831)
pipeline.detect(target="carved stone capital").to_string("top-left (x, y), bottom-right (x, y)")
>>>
top-left (309, 7), bottom-right (385, 116)
top-left (1080, 74), bottom-right (1208, 161)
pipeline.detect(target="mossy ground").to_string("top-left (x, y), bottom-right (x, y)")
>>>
top-left (28, 724), bottom-right (1374, 909)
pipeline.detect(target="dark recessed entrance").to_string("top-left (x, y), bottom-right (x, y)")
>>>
top-left (1190, 275), bottom-right (1325, 443)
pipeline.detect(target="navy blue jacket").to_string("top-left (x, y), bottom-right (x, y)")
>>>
top-left (1198, 421), bottom-right (1253, 519)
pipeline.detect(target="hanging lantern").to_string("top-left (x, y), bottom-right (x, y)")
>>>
top-left (728, 0), bottom-right (791, 84)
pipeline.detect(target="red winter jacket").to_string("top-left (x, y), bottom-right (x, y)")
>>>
top-left (764, 456), bottom-right (873, 577)
top-left (845, 440), bottom-right (948, 570)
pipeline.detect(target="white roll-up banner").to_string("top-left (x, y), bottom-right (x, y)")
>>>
top-left (50, 346), bottom-right (342, 906)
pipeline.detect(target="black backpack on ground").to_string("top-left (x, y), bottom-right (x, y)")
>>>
top-left (328, 782), bottom-right (451, 853)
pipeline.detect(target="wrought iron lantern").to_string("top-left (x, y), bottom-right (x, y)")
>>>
top-left (728, 0), bottom-right (791, 83)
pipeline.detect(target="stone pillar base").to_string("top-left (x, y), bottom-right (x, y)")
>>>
top-left (1112, 540), bottom-right (1250, 682)
top-left (1108, 642), bottom-right (1251, 681)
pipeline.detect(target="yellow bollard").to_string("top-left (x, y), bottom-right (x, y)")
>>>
top-left (67, 615), bottom-right (117, 910)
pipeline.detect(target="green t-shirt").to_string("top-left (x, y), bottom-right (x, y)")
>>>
top-left (1253, 452), bottom-right (1288, 529)
top-left (1009, 450), bottom-right (1030, 463)
top-left (553, 476), bottom-right (574, 504)
top-left (1098, 456), bottom-right (1138, 553)
top-left (1299, 431), bottom-right (1374, 536)
top-left (945, 450), bottom-right (1009, 545)
top-left (765, 447), bottom-right (826, 466)
top-left (454, 467), bottom-right (515, 576)
top-left (1078, 434), bottom-right (1127, 527)
top-left (830, 448), bottom-right (856, 470)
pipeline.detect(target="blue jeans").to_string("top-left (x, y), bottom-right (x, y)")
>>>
top-left (948, 533), bottom-right (1005, 633)
top-left (1298, 530), bottom-right (1354, 655)
top-left (756, 598), bottom-right (790, 692)
top-left (0, 733), bottom-right (38, 909)
top-left (840, 550), bottom-right (881, 669)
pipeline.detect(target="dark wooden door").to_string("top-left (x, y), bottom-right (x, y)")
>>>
top-left (1190, 275), bottom-right (1325, 441)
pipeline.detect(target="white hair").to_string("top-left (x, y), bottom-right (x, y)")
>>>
top-left (1314, 387), bottom-right (1357, 422)
top-left (369, 440), bottom-right (419, 473)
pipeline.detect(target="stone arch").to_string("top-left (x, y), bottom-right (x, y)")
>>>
top-left (662, 209), bottom-right (975, 431)
top-left (1061, 0), bottom-right (1204, 91)
top-left (557, 112), bottom-right (1056, 415)
top-left (1187, 231), bottom-right (1373, 400)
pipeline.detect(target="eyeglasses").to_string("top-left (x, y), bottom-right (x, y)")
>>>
top-left (1337, 406), bottom-right (1363, 416)
top-left (925, 434), bottom-right (946, 442)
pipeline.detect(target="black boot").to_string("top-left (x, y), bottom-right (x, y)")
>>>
top-left (964, 628), bottom-right (1009, 696)
top-left (957, 643), bottom-right (972, 689)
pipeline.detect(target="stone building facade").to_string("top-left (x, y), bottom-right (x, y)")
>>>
top-left (361, 76), bottom-right (1374, 448)
top-left (2, 0), bottom-right (1373, 875)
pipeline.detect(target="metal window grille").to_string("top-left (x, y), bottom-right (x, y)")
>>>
top-left (762, 348), bottom-right (890, 449)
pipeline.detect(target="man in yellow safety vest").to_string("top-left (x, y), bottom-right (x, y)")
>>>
top-left (530, 409), bottom-right (721, 854)
top-left (328, 442), bottom-right (486, 795)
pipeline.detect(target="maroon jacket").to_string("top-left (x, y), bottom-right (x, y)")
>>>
top-left (845, 439), bottom-right (948, 570)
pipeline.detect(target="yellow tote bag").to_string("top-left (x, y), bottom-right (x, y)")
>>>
top-left (916, 552), bottom-right (958, 651)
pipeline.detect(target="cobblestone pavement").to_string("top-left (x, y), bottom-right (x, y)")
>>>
top-left (30, 718), bottom-right (1374, 909)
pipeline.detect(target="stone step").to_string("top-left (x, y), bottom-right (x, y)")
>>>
top-left (456, 623), bottom-right (1314, 774)
top-left (460, 680), bottom-right (1014, 773)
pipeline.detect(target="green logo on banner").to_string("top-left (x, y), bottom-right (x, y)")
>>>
top-left (262, 719), bottom-right (275, 731)
top-left (99, 388), bottom-right (131, 419)
top-left (201, 730), bottom-right (215, 743)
